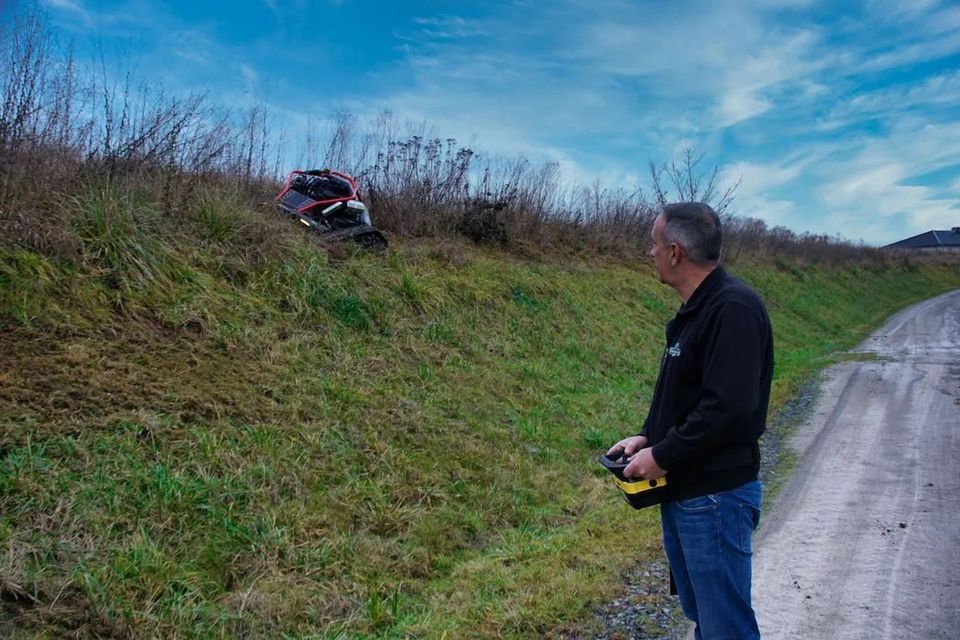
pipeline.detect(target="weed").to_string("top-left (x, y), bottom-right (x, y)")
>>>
top-left (327, 295), bottom-right (374, 330)
top-left (366, 584), bottom-right (404, 631)
top-left (69, 185), bottom-right (177, 297)
top-left (510, 286), bottom-right (541, 310)
top-left (398, 272), bottom-right (423, 308)
top-left (192, 192), bottom-right (246, 245)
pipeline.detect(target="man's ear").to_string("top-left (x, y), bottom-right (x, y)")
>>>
top-left (669, 243), bottom-right (682, 266)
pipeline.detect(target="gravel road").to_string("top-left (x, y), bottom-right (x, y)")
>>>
top-left (752, 289), bottom-right (960, 639)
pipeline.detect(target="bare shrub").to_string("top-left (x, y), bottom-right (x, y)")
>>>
top-left (648, 148), bottom-right (739, 216)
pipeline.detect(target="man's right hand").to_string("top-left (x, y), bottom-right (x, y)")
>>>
top-left (606, 435), bottom-right (648, 458)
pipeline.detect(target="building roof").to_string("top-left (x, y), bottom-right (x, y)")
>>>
top-left (884, 227), bottom-right (960, 249)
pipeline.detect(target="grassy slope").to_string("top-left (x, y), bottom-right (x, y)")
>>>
top-left (1, 187), bottom-right (958, 639)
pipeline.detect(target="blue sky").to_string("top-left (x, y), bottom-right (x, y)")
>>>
top-left (16, 0), bottom-right (960, 245)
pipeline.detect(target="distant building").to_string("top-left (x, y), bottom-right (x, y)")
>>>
top-left (884, 227), bottom-right (960, 250)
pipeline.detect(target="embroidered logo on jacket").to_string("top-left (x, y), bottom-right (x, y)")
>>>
top-left (667, 342), bottom-right (682, 357)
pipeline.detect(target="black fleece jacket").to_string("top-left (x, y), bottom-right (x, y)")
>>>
top-left (640, 266), bottom-right (774, 501)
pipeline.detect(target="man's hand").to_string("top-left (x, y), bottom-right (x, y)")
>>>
top-left (607, 435), bottom-right (648, 458)
top-left (623, 447), bottom-right (666, 480)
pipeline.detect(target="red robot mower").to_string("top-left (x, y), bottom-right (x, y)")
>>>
top-left (275, 169), bottom-right (387, 249)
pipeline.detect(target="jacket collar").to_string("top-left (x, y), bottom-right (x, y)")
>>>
top-left (676, 265), bottom-right (725, 316)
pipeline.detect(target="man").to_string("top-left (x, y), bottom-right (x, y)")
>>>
top-left (607, 202), bottom-right (773, 639)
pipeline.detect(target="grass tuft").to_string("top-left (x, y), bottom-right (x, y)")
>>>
top-left (69, 185), bottom-right (175, 295)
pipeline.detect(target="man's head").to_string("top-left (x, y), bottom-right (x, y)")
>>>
top-left (649, 202), bottom-right (722, 293)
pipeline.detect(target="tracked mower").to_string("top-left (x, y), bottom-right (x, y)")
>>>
top-left (275, 169), bottom-right (387, 249)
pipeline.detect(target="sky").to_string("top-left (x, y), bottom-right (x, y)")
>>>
top-left (10, 0), bottom-right (960, 245)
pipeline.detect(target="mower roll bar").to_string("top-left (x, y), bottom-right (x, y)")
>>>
top-left (275, 168), bottom-right (361, 215)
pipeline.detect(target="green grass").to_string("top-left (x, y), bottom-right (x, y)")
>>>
top-left (1, 184), bottom-right (958, 638)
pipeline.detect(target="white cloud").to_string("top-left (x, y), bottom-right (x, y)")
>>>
top-left (866, 0), bottom-right (941, 17)
top-left (819, 163), bottom-right (917, 214)
top-left (239, 64), bottom-right (259, 94)
top-left (717, 30), bottom-right (826, 126)
top-left (831, 70), bottom-right (960, 123)
top-left (815, 151), bottom-right (960, 241)
top-left (737, 196), bottom-right (798, 225)
top-left (860, 120), bottom-right (960, 175)
top-left (40, 0), bottom-right (93, 27)
top-left (722, 113), bottom-right (960, 243)
top-left (568, 6), bottom-right (828, 129)
top-left (409, 16), bottom-right (490, 39)
top-left (853, 2), bottom-right (960, 73)
top-left (259, 0), bottom-right (310, 18)
top-left (723, 160), bottom-right (805, 198)
top-left (170, 30), bottom-right (217, 67)
top-left (821, 200), bottom-right (959, 245)
top-left (720, 159), bottom-right (812, 225)
top-left (42, 0), bottom-right (85, 13)
top-left (861, 31), bottom-right (960, 72)
top-left (922, 3), bottom-right (960, 35)
top-left (719, 90), bottom-right (772, 127)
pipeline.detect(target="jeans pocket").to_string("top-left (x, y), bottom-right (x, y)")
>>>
top-left (738, 502), bottom-right (761, 553)
top-left (676, 493), bottom-right (719, 512)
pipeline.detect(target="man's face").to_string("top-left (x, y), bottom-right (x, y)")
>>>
top-left (649, 214), bottom-right (674, 284)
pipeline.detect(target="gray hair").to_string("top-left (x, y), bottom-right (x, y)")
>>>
top-left (661, 202), bottom-right (722, 265)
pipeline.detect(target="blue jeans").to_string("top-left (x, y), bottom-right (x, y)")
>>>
top-left (660, 480), bottom-right (762, 640)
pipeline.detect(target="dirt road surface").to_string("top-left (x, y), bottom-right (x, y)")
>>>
top-left (752, 289), bottom-right (960, 639)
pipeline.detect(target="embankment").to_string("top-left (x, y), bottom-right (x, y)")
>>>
top-left (1, 191), bottom-right (957, 638)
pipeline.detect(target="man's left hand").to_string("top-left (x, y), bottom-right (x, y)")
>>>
top-left (623, 447), bottom-right (666, 480)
